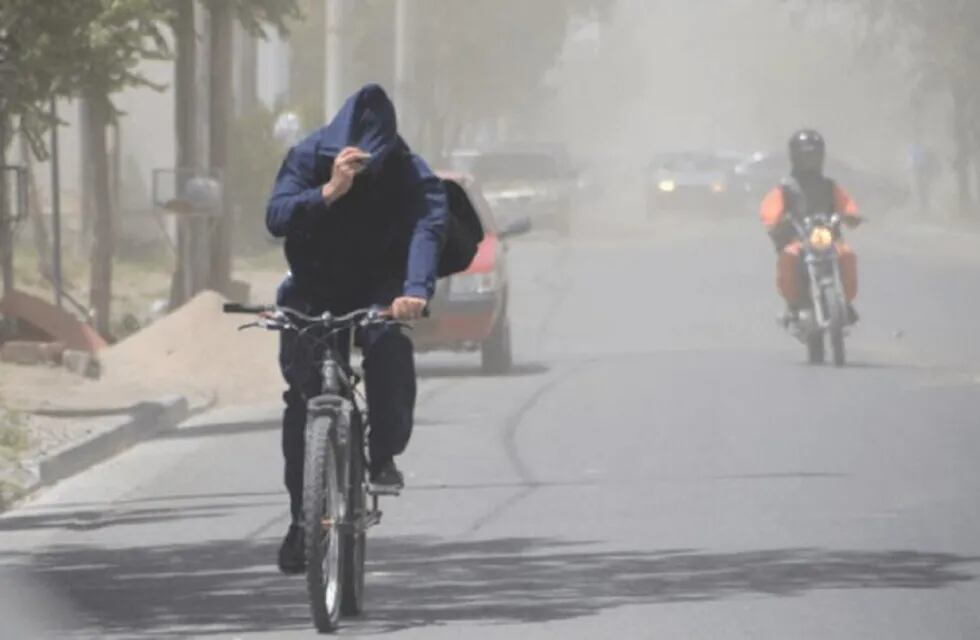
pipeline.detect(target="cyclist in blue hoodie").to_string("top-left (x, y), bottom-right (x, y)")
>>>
top-left (266, 84), bottom-right (448, 574)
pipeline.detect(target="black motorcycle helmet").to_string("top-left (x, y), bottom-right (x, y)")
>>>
top-left (788, 129), bottom-right (825, 176)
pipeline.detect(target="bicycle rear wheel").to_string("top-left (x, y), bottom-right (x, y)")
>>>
top-left (304, 414), bottom-right (344, 633)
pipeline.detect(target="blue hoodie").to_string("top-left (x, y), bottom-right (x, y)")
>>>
top-left (266, 84), bottom-right (448, 304)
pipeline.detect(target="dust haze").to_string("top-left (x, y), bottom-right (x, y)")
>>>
top-left (5, 2), bottom-right (980, 638)
top-left (541, 0), bottom-right (918, 215)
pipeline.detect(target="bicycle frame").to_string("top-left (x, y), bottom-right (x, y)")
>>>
top-left (308, 345), bottom-right (382, 535)
top-left (225, 301), bottom-right (394, 529)
top-left (225, 302), bottom-right (396, 629)
top-left (303, 322), bottom-right (389, 535)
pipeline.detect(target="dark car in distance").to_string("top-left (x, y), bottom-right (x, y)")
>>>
top-left (645, 152), bottom-right (741, 216)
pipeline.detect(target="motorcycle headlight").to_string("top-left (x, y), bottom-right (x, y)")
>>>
top-left (809, 226), bottom-right (834, 250)
top-left (658, 179), bottom-right (676, 193)
top-left (449, 271), bottom-right (500, 297)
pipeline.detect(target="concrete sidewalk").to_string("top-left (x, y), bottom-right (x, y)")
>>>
top-left (1, 390), bottom-right (195, 511)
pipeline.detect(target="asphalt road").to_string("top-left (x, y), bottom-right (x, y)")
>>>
top-left (2, 210), bottom-right (979, 639)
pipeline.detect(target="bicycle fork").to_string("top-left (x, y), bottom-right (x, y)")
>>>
top-left (310, 360), bottom-right (382, 535)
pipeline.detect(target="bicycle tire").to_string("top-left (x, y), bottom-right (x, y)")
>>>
top-left (341, 411), bottom-right (367, 616)
top-left (304, 414), bottom-right (344, 633)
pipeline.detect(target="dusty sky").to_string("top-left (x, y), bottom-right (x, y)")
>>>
top-left (543, 0), bottom-right (922, 178)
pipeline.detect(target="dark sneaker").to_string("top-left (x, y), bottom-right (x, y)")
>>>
top-left (369, 459), bottom-right (404, 495)
top-left (278, 523), bottom-right (305, 575)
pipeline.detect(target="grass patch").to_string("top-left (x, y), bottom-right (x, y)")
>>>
top-left (0, 406), bottom-right (30, 511)
top-left (0, 478), bottom-right (26, 511)
top-left (0, 412), bottom-right (30, 452)
top-left (0, 404), bottom-right (31, 459)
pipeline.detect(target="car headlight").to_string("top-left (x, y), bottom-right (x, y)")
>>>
top-left (485, 188), bottom-right (537, 204)
top-left (710, 182), bottom-right (726, 193)
top-left (449, 271), bottom-right (500, 297)
top-left (658, 179), bottom-right (676, 193)
top-left (809, 226), bottom-right (834, 250)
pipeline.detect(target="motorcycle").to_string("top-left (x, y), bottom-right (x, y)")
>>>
top-left (785, 212), bottom-right (850, 367)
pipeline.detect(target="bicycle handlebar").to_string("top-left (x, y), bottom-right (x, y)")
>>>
top-left (223, 302), bottom-right (414, 333)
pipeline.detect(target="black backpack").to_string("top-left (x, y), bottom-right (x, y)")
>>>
top-left (437, 179), bottom-right (485, 278)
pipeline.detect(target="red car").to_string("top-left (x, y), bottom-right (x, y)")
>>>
top-left (413, 173), bottom-right (530, 374)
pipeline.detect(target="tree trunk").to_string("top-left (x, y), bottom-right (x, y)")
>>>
top-left (110, 122), bottom-right (121, 214)
top-left (0, 113), bottom-right (12, 300)
top-left (78, 98), bottom-right (96, 259)
top-left (20, 135), bottom-right (54, 285)
top-left (972, 101), bottom-right (980, 219)
top-left (86, 92), bottom-right (114, 339)
top-left (169, 0), bottom-right (198, 309)
top-left (951, 82), bottom-right (974, 217)
top-left (207, 0), bottom-right (234, 295)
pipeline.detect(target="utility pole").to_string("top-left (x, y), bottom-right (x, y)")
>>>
top-left (238, 24), bottom-right (259, 115)
top-left (394, 0), bottom-right (416, 142)
top-left (207, 0), bottom-right (234, 295)
top-left (169, 0), bottom-right (198, 308)
top-left (324, 0), bottom-right (346, 120)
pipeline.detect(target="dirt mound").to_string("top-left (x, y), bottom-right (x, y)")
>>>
top-left (102, 291), bottom-right (282, 407)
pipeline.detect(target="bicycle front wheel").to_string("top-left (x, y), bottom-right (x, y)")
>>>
top-left (341, 411), bottom-right (367, 616)
top-left (304, 414), bottom-right (344, 633)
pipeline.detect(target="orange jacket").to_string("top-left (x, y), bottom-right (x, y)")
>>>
top-left (760, 182), bottom-right (859, 230)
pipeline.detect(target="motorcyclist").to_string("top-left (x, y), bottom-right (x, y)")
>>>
top-left (759, 129), bottom-right (862, 325)
top-left (265, 84), bottom-right (448, 574)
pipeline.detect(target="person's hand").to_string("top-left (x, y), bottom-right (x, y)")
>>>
top-left (322, 146), bottom-right (371, 204)
top-left (391, 296), bottom-right (427, 321)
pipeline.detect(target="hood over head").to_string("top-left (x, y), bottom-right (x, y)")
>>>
top-left (316, 83), bottom-right (404, 173)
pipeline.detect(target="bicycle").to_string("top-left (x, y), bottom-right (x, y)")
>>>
top-left (224, 302), bottom-right (399, 633)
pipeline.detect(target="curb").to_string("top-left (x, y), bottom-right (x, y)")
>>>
top-left (20, 395), bottom-right (190, 494)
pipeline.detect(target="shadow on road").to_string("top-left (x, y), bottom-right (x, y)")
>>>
top-left (2, 536), bottom-right (975, 636)
top-left (362, 537), bottom-right (980, 633)
top-left (417, 361), bottom-right (550, 380)
top-left (795, 360), bottom-right (915, 371)
top-left (0, 500), bottom-right (278, 533)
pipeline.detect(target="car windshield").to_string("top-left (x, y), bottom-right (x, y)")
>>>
top-left (468, 153), bottom-right (563, 182)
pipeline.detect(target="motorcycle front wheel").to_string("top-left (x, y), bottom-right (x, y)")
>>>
top-left (806, 333), bottom-right (825, 365)
top-left (826, 293), bottom-right (847, 367)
